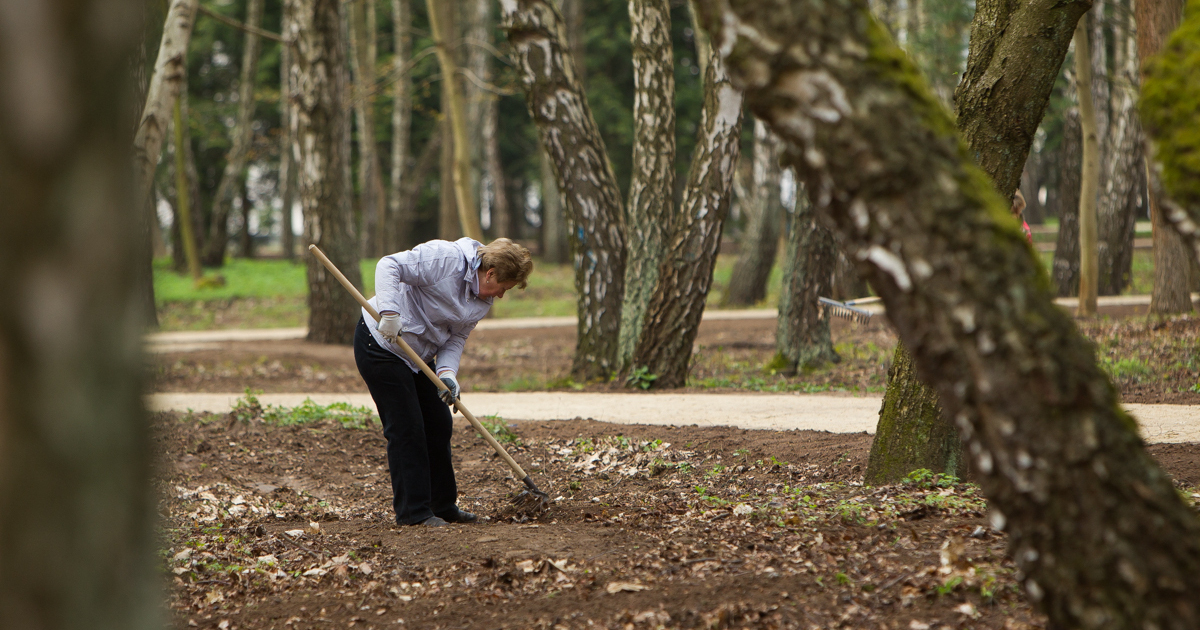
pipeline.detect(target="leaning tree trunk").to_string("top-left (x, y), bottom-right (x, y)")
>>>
top-left (0, 0), bottom-right (157, 625)
top-left (1138, 0), bottom-right (1195, 314)
top-left (771, 190), bottom-right (838, 374)
top-left (202, 0), bottom-right (265, 267)
top-left (388, 0), bottom-right (413, 253)
top-left (349, 0), bottom-right (385, 258)
top-left (286, 0), bottom-right (363, 344)
top-left (501, 0), bottom-right (627, 381)
top-left (1052, 106), bottom-right (1083, 296)
top-left (1076, 17), bottom-right (1101, 317)
top-left (726, 119), bottom-right (785, 306)
top-left (631, 49), bottom-right (744, 389)
top-left (428, 0), bottom-right (484, 242)
top-left (1096, 2), bottom-right (1141, 296)
top-left (867, 0), bottom-right (1089, 484)
top-left (696, 0), bottom-right (1200, 628)
top-left (618, 0), bottom-right (677, 376)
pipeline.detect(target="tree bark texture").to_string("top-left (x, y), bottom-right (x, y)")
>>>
top-left (133, 0), bottom-right (200, 216)
top-left (726, 119), bottom-right (785, 306)
top-left (350, 0), bottom-right (385, 258)
top-left (1075, 20), bottom-right (1101, 317)
top-left (389, 0), bottom-right (413, 252)
top-left (476, 0), bottom-right (510, 240)
top-left (466, 0), bottom-right (490, 230)
top-left (280, 35), bottom-right (297, 260)
top-left (631, 51), bottom-right (744, 388)
top-left (1052, 106), bottom-right (1083, 296)
top-left (437, 113), bottom-right (460, 240)
top-left (696, 1), bottom-right (1200, 627)
top-left (618, 0), bottom-right (677, 375)
top-left (867, 345), bottom-right (969, 484)
top-left (540, 150), bottom-right (565, 256)
top-left (173, 94), bottom-right (203, 281)
top-left (0, 0), bottom-right (157, 625)
top-left (501, 0), bottom-right (627, 380)
top-left (286, 0), bottom-right (363, 344)
top-left (203, 0), bottom-right (265, 267)
top-left (1139, 0), bottom-right (1197, 314)
top-left (772, 191), bottom-right (838, 374)
top-left (428, 0), bottom-right (485, 242)
top-left (953, 0), bottom-right (1090, 198)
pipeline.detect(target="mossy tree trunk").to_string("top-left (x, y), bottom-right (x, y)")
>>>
top-left (864, 0), bottom-right (1089, 485)
top-left (696, 0), bottom-right (1200, 627)
top-left (0, 0), bottom-right (157, 624)
top-left (772, 190), bottom-right (838, 374)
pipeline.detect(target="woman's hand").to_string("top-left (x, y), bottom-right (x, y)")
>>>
top-left (437, 370), bottom-right (460, 404)
top-left (378, 311), bottom-right (403, 343)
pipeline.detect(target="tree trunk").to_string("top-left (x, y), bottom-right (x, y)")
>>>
top-left (349, 0), bottom-right (385, 258)
top-left (869, 0), bottom-right (1089, 485)
top-left (437, 114), bottom-right (460, 240)
top-left (173, 98), bottom-right (203, 281)
top-left (237, 176), bottom-right (254, 258)
top-left (561, 0), bottom-right (586, 86)
top-left (428, 0), bottom-right (484, 241)
top-left (280, 36), bottom-right (297, 261)
top-left (618, 0), bottom-right (677, 375)
top-left (630, 48), bottom-right (744, 389)
top-left (1097, 3), bottom-right (1141, 296)
top-left (1052, 106), bottom-right (1083, 296)
top-left (540, 150), bottom-right (565, 258)
top-left (501, 0), bottom-right (627, 381)
top-left (697, 1), bottom-right (1200, 627)
top-left (286, 0), bottom-right (363, 344)
top-left (133, 0), bottom-right (200, 220)
top-left (388, 0), bottom-right (412, 253)
top-left (477, 0), bottom-right (510, 240)
top-left (867, 345), bottom-right (969, 484)
top-left (0, 0), bottom-right (156, 625)
top-left (1076, 18), bottom-right (1101, 317)
top-left (726, 120), bottom-right (785, 306)
top-left (466, 0), bottom-right (490, 232)
top-left (202, 0), bottom-right (265, 267)
top-left (771, 190), bottom-right (838, 374)
top-left (1138, 0), bottom-right (1195, 314)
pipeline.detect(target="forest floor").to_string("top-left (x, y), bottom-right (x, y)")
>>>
top-left (151, 310), bottom-right (1200, 629)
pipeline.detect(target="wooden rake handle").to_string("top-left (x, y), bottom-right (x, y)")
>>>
top-left (307, 244), bottom-right (531, 482)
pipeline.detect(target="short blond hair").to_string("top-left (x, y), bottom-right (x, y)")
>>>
top-left (478, 238), bottom-right (534, 289)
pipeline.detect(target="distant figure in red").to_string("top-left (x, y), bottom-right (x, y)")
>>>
top-left (1012, 189), bottom-right (1033, 244)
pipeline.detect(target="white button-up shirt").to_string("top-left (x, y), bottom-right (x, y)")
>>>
top-left (364, 238), bottom-right (492, 375)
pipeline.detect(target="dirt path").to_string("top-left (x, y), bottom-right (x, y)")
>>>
top-left (146, 391), bottom-right (1200, 444)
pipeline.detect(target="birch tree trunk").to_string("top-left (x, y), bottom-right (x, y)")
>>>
top-left (501, 0), bottom-right (627, 380)
top-left (771, 190), bottom-right (838, 373)
top-left (428, 0), bottom-right (484, 241)
top-left (1138, 0), bottom-right (1195, 314)
top-left (1052, 106), bottom-right (1083, 296)
top-left (630, 50), bottom-right (744, 388)
top-left (133, 0), bottom-right (200, 217)
top-left (388, 0), bottom-right (412, 252)
top-left (697, 0), bottom-right (1200, 627)
top-left (618, 0), bottom-right (677, 376)
top-left (466, 0), bottom-right (489, 230)
top-left (286, 0), bottom-right (363, 344)
top-left (280, 36), bottom-right (297, 261)
top-left (477, 0), bottom-right (510, 240)
top-left (1076, 18), bottom-right (1101, 317)
top-left (726, 120), bottom-right (785, 306)
top-left (867, 0), bottom-right (1089, 484)
top-left (202, 0), bottom-right (265, 267)
top-left (349, 0), bottom-right (385, 258)
top-left (0, 0), bottom-right (157, 625)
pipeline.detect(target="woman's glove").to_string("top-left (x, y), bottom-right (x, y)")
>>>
top-left (378, 311), bottom-right (403, 343)
top-left (437, 370), bottom-right (460, 404)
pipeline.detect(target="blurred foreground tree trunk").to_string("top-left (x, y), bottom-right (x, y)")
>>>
top-left (1139, 0), bottom-right (1195, 314)
top-left (867, 0), bottom-right (1089, 484)
top-left (286, 0), bottom-right (363, 344)
top-left (725, 120), bottom-right (785, 307)
top-left (501, 0), bottom-right (627, 380)
top-left (698, 0), bottom-right (1200, 627)
top-left (771, 191), bottom-right (838, 374)
top-left (203, 0), bottom-right (265, 267)
top-left (388, 0), bottom-right (413, 252)
top-left (0, 0), bottom-right (158, 625)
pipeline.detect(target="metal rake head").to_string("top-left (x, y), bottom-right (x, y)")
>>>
top-left (819, 297), bottom-right (873, 324)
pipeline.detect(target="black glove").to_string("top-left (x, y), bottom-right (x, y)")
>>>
top-left (438, 372), bottom-right (460, 404)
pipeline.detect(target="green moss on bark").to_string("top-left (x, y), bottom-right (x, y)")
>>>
top-left (1141, 0), bottom-right (1200, 208)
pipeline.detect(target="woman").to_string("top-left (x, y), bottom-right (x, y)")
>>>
top-left (355, 237), bottom-right (533, 527)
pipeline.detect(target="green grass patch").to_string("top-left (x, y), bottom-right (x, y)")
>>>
top-left (230, 389), bottom-right (379, 429)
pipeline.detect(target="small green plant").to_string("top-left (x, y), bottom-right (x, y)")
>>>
top-left (835, 572), bottom-right (852, 586)
top-left (625, 366), bottom-right (659, 390)
top-left (704, 464), bottom-right (726, 479)
top-left (936, 575), bottom-right (964, 596)
top-left (1100, 356), bottom-right (1151, 381)
top-left (903, 468), bottom-right (959, 489)
top-left (228, 391), bottom-right (380, 429)
top-left (478, 415), bottom-right (520, 444)
top-left (734, 448), bottom-right (750, 458)
top-left (643, 439), bottom-right (665, 452)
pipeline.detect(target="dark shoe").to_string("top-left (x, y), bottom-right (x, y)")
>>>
top-left (416, 516), bottom-right (449, 527)
top-left (437, 507), bottom-right (479, 524)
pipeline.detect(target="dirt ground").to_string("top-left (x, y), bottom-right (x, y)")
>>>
top-left (151, 313), bottom-right (1200, 405)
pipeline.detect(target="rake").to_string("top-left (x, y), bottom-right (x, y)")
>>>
top-left (308, 245), bottom-right (552, 518)
top-left (818, 297), bottom-right (879, 324)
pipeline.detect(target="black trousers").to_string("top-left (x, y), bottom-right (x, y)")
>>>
top-left (353, 318), bottom-right (458, 524)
